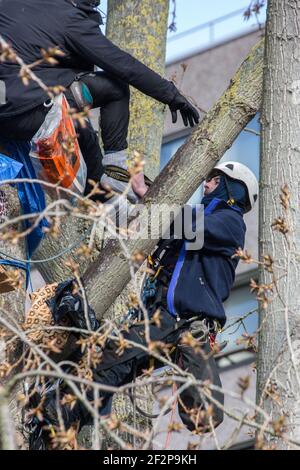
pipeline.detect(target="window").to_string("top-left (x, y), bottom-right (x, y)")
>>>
top-left (220, 114), bottom-right (260, 178)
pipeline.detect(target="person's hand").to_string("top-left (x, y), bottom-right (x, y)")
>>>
top-left (169, 92), bottom-right (200, 127)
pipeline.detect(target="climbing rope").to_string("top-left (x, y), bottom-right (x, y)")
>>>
top-left (164, 382), bottom-right (178, 450)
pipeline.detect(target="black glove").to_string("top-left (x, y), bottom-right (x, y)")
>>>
top-left (51, 280), bottom-right (100, 332)
top-left (169, 92), bottom-right (200, 127)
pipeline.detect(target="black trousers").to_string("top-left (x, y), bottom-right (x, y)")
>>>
top-left (0, 72), bottom-right (130, 193)
top-left (79, 310), bottom-right (224, 433)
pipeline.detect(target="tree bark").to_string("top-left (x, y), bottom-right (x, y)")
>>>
top-left (106, 0), bottom-right (169, 180)
top-left (0, 388), bottom-right (16, 450)
top-left (83, 39), bottom-right (265, 318)
top-left (256, 0), bottom-right (300, 449)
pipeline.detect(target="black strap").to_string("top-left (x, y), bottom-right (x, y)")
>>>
top-left (128, 361), bottom-right (172, 419)
top-left (104, 165), bottom-right (152, 187)
top-left (74, 72), bottom-right (96, 81)
top-left (223, 175), bottom-right (235, 206)
top-left (151, 238), bottom-right (174, 267)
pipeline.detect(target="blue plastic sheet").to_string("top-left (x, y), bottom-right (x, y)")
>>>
top-left (0, 152), bottom-right (23, 181)
top-left (0, 140), bottom-right (49, 258)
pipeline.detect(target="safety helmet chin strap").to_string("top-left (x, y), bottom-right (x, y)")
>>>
top-left (223, 174), bottom-right (235, 207)
top-left (222, 173), bottom-right (248, 212)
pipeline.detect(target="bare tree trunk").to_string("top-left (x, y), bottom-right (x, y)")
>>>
top-left (0, 389), bottom-right (16, 450)
top-left (0, 187), bottom-right (26, 448)
top-left (104, 0), bottom-right (170, 328)
top-left (84, 39), bottom-right (264, 318)
top-left (35, 0), bottom-right (170, 284)
top-left (78, 0), bottom-right (170, 448)
top-left (256, 0), bottom-right (300, 450)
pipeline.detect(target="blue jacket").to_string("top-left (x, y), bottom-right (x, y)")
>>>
top-left (160, 199), bottom-right (246, 327)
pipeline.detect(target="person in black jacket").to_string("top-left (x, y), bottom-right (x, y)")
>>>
top-left (0, 0), bottom-right (199, 201)
top-left (29, 162), bottom-right (258, 444)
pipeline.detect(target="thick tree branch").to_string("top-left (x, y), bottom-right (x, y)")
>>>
top-left (34, 0), bottom-right (170, 284)
top-left (83, 39), bottom-right (264, 317)
top-left (0, 186), bottom-right (26, 448)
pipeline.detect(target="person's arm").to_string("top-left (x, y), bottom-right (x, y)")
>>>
top-left (184, 208), bottom-right (246, 255)
top-left (202, 210), bottom-right (246, 256)
top-left (66, 14), bottom-right (176, 102)
top-left (65, 13), bottom-right (199, 125)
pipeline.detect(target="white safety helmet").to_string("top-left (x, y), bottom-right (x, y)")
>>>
top-left (213, 161), bottom-right (258, 213)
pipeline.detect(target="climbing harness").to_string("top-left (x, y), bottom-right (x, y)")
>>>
top-left (70, 78), bottom-right (94, 110)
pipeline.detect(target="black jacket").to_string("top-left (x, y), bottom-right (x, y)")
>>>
top-left (0, 0), bottom-right (177, 118)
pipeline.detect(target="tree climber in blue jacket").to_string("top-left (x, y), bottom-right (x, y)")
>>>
top-left (0, 0), bottom-right (199, 201)
top-left (33, 161), bottom-right (258, 441)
